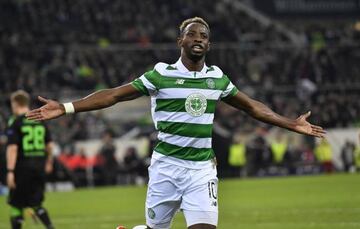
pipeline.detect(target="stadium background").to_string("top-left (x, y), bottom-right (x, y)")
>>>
top-left (0, 0), bottom-right (360, 228)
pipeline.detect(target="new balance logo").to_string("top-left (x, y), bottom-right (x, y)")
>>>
top-left (175, 79), bottom-right (185, 85)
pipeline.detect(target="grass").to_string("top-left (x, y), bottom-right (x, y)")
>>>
top-left (0, 174), bottom-right (359, 229)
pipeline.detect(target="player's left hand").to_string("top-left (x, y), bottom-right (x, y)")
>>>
top-left (293, 111), bottom-right (326, 138)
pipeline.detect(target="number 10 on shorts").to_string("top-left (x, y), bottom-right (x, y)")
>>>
top-left (208, 180), bottom-right (217, 207)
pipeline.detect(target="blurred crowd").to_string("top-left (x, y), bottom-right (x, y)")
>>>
top-left (1, 0), bottom-right (360, 187)
top-left (0, 0), bottom-right (283, 45)
top-left (0, 0), bottom-right (290, 95)
top-left (47, 131), bottom-right (149, 188)
top-left (226, 132), bottom-right (360, 178)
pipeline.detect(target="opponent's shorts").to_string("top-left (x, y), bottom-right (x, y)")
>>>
top-left (8, 168), bottom-right (46, 208)
top-left (145, 159), bottom-right (218, 229)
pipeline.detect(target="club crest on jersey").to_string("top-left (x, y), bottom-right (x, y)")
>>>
top-left (206, 79), bottom-right (215, 89)
top-left (185, 93), bottom-right (207, 117)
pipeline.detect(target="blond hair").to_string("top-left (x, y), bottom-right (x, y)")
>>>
top-left (10, 90), bottom-right (30, 107)
top-left (179, 17), bottom-right (210, 35)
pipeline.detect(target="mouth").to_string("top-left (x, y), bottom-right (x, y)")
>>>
top-left (191, 44), bottom-right (204, 52)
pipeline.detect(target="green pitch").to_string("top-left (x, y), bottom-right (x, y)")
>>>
top-left (1, 174), bottom-right (359, 229)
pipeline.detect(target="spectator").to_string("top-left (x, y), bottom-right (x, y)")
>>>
top-left (270, 133), bottom-right (288, 166)
top-left (99, 131), bottom-right (118, 185)
top-left (228, 136), bottom-right (247, 177)
top-left (314, 139), bottom-right (334, 173)
top-left (123, 147), bottom-right (147, 185)
top-left (341, 140), bottom-right (356, 173)
top-left (247, 135), bottom-right (272, 176)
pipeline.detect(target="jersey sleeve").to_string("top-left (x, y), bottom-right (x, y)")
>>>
top-left (6, 119), bottom-right (20, 145)
top-left (220, 75), bottom-right (239, 99)
top-left (131, 68), bottom-right (161, 96)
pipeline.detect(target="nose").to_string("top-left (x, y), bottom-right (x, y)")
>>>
top-left (194, 35), bottom-right (203, 43)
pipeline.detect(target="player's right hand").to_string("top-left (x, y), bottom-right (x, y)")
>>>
top-left (7, 172), bottom-right (16, 189)
top-left (26, 96), bottom-right (65, 121)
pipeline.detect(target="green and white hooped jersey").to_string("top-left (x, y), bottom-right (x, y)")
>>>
top-left (132, 59), bottom-right (238, 168)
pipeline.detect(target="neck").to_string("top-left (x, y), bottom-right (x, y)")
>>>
top-left (180, 55), bottom-right (205, 72)
top-left (15, 107), bottom-right (29, 116)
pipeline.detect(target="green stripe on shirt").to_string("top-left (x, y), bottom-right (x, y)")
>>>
top-left (131, 79), bottom-right (149, 96)
top-left (157, 121), bottom-right (212, 138)
top-left (156, 99), bottom-right (216, 113)
top-left (154, 140), bottom-right (215, 161)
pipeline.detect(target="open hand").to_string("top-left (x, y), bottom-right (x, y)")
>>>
top-left (293, 111), bottom-right (326, 138)
top-left (26, 96), bottom-right (65, 121)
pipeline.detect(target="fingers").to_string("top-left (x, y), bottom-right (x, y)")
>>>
top-left (311, 124), bottom-right (326, 132)
top-left (303, 111), bottom-right (311, 118)
top-left (26, 109), bottom-right (45, 121)
top-left (311, 124), bottom-right (326, 138)
top-left (27, 115), bottom-right (45, 121)
top-left (311, 132), bottom-right (325, 138)
top-left (26, 109), bottom-right (40, 118)
top-left (38, 96), bottom-right (49, 104)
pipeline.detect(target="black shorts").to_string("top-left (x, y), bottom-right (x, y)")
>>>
top-left (8, 169), bottom-right (46, 208)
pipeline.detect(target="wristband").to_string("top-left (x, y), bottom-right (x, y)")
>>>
top-left (7, 169), bottom-right (14, 173)
top-left (63, 102), bottom-right (75, 114)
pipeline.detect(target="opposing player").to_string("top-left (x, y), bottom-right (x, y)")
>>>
top-left (6, 90), bottom-right (55, 229)
top-left (26, 17), bottom-right (325, 229)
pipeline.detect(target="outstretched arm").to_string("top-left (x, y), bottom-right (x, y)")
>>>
top-left (223, 91), bottom-right (325, 138)
top-left (26, 84), bottom-right (143, 121)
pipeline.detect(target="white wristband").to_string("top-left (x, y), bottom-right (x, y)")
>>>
top-left (63, 102), bottom-right (75, 114)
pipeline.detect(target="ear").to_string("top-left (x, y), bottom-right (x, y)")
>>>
top-left (207, 42), bottom-right (211, 52)
top-left (177, 37), bottom-right (182, 48)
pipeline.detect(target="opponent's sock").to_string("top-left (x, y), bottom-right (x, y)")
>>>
top-left (33, 207), bottom-right (55, 229)
top-left (10, 207), bottom-right (23, 229)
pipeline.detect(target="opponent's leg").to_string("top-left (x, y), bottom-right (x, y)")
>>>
top-left (32, 206), bottom-right (55, 229)
top-left (10, 206), bottom-right (23, 229)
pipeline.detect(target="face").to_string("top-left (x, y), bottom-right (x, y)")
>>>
top-left (11, 101), bottom-right (29, 115)
top-left (11, 101), bottom-right (19, 115)
top-left (178, 22), bottom-right (210, 62)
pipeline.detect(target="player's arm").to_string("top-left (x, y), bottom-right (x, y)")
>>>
top-left (45, 142), bottom-right (54, 174)
top-left (223, 91), bottom-right (326, 138)
top-left (26, 84), bottom-right (142, 121)
top-left (6, 144), bottom-right (18, 189)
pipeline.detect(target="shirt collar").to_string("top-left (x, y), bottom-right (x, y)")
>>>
top-left (175, 58), bottom-right (208, 75)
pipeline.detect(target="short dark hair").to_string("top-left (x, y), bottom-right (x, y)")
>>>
top-left (10, 90), bottom-right (30, 107)
top-left (179, 17), bottom-right (210, 36)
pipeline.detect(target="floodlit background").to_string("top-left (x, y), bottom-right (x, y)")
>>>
top-left (0, 0), bottom-right (360, 228)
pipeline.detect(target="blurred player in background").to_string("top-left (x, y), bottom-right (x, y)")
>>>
top-left (6, 90), bottom-right (55, 229)
top-left (26, 17), bottom-right (325, 229)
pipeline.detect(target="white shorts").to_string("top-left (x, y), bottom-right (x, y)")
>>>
top-left (145, 159), bottom-right (218, 229)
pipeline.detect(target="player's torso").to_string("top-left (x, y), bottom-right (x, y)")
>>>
top-left (148, 63), bottom-right (229, 161)
top-left (9, 116), bottom-right (48, 169)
